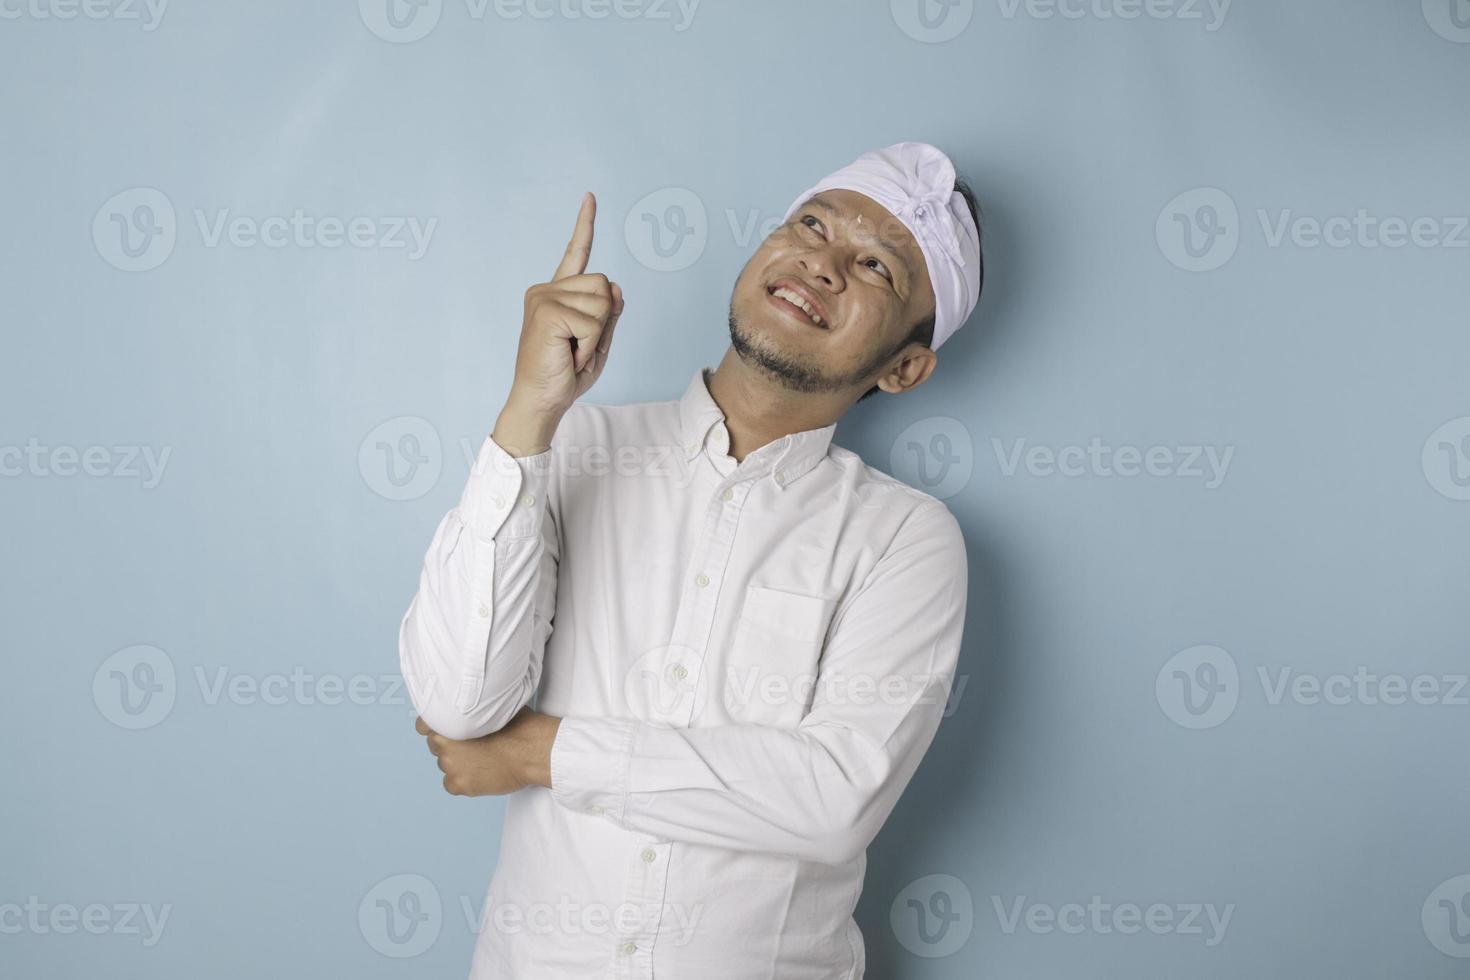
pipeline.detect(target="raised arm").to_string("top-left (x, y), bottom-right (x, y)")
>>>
top-left (397, 192), bottom-right (624, 740)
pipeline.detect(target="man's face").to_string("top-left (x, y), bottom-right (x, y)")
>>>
top-left (728, 188), bottom-right (937, 394)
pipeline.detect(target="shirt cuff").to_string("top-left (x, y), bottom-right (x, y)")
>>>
top-left (458, 434), bottom-right (552, 541)
top-left (549, 715), bottom-right (639, 821)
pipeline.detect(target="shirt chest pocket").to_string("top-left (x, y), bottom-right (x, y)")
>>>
top-left (723, 585), bottom-right (835, 728)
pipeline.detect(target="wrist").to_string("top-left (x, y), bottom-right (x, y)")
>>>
top-left (492, 398), bottom-right (562, 458)
top-left (514, 712), bottom-right (561, 789)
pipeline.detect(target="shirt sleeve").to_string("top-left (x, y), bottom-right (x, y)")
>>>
top-left (398, 433), bottom-right (559, 741)
top-left (548, 501), bottom-right (968, 867)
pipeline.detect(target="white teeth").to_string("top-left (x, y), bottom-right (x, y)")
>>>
top-left (773, 287), bottom-right (825, 326)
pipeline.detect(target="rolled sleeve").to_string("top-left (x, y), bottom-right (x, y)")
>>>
top-left (460, 434), bottom-right (552, 541)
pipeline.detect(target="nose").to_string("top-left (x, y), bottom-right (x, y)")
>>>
top-left (799, 250), bottom-right (844, 291)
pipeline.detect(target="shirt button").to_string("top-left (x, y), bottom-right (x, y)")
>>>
top-left (721, 488), bottom-right (733, 502)
top-left (621, 941), bottom-right (637, 955)
top-left (477, 605), bottom-right (490, 618)
top-left (694, 573), bottom-right (710, 587)
top-left (670, 664), bottom-right (689, 681)
top-left (641, 847), bottom-right (657, 863)
top-left (491, 494), bottom-right (505, 509)
top-left (774, 471), bottom-right (787, 485)
top-left (589, 805), bottom-right (604, 815)
top-left (520, 493), bottom-right (535, 506)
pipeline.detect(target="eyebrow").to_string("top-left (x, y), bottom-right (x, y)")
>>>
top-left (805, 194), bottom-right (916, 285)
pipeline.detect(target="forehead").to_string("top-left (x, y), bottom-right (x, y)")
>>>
top-left (802, 189), bottom-right (928, 285)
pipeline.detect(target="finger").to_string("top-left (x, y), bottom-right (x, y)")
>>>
top-left (425, 733), bottom-right (445, 756)
top-left (536, 289), bottom-right (612, 322)
top-left (553, 192), bottom-right (596, 281)
top-left (539, 302), bottom-right (605, 364)
top-left (546, 272), bottom-right (614, 296)
top-left (414, 716), bottom-right (432, 737)
top-left (598, 282), bottom-right (624, 355)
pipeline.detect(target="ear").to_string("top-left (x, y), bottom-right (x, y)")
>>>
top-left (874, 344), bottom-right (938, 396)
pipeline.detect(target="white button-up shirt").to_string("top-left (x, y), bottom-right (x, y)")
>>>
top-left (399, 368), bottom-right (968, 979)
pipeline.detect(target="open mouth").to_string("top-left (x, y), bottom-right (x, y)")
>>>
top-left (766, 282), bottom-right (829, 329)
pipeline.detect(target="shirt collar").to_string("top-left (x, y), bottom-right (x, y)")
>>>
top-left (677, 367), bottom-right (836, 490)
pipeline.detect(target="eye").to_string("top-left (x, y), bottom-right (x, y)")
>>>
top-left (799, 214), bottom-right (825, 236)
top-left (863, 256), bottom-right (893, 282)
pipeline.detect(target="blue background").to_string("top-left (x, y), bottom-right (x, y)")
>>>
top-left (3, 0), bottom-right (1468, 976)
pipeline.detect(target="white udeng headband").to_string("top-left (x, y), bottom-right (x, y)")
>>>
top-left (781, 141), bottom-right (981, 349)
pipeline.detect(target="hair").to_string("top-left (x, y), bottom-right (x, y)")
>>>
top-left (857, 176), bottom-right (983, 402)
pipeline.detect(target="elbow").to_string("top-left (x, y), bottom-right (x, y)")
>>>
top-left (794, 806), bottom-right (878, 867)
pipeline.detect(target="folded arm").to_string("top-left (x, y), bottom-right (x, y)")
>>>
top-left (548, 502), bottom-right (969, 866)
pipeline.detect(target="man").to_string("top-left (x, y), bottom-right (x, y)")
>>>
top-left (399, 142), bottom-right (983, 978)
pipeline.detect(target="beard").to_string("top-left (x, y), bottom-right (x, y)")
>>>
top-left (728, 301), bottom-right (896, 395)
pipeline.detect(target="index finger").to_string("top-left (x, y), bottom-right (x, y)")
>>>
top-left (414, 716), bottom-right (432, 737)
top-left (553, 191), bottom-right (596, 281)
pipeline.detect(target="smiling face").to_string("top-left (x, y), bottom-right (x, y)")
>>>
top-left (727, 188), bottom-right (938, 395)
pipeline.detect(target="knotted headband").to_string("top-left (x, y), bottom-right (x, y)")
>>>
top-left (781, 141), bottom-right (981, 349)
